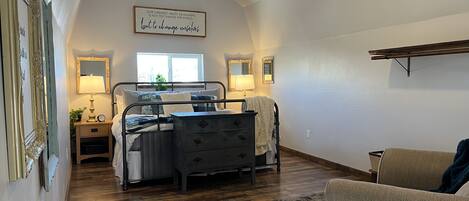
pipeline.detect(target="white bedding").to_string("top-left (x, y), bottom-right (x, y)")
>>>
top-left (112, 114), bottom-right (173, 183)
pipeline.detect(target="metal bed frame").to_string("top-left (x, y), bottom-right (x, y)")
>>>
top-left (111, 81), bottom-right (280, 190)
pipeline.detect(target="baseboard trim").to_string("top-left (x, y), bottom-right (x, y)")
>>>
top-left (280, 146), bottom-right (371, 178)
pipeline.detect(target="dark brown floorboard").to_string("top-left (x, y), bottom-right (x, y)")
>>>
top-left (69, 151), bottom-right (370, 201)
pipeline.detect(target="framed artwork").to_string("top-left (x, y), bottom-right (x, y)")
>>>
top-left (134, 6), bottom-right (206, 37)
top-left (262, 56), bottom-right (274, 84)
top-left (0, 0), bottom-right (47, 181)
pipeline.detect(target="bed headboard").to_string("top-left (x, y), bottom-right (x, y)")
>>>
top-left (111, 81), bottom-right (227, 117)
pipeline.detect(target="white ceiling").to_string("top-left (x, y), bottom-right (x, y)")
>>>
top-left (52, 0), bottom-right (81, 41)
top-left (234, 0), bottom-right (261, 7)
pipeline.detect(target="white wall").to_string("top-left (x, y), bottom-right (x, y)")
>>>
top-left (244, 0), bottom-right (469, 171)
top-left (0, 0), bottom-right (78, 201)
top-left (69, 0), bottom-right (254, 118)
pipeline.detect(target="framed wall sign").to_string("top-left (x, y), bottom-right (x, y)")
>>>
top-left (134, 6), bottom-right (206, 37)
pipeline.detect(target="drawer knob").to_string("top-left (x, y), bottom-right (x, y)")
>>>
top-left (193, 138), bottom-right (202, 145)
top-left (198, 120), bottom-right (209, 128)
top-left (238, 153), bottom-right (247, 159)
top-left (238, 135), bottom-right (246, 141)
top-left (91, 128), bottom-right (98, 132)
top-left (234, 119), bottom-right (242, 127)
top-left (193, 157), bottom-right (203, 163)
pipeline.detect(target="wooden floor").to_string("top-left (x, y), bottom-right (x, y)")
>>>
top-left (69, 151), bottom-right (370, 201)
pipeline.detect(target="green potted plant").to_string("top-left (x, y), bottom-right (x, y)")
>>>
top-left (69, 107), bottom-right (86, 163)
top-left (70, 107), bottom-right (86, 123)
top-left (155, 74), bottom-right (168, 91)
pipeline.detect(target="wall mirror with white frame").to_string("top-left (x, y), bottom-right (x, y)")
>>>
top-left (76, 56), bottom-right (111, 94)
top-left (227, 59), bottom-right (252, 91)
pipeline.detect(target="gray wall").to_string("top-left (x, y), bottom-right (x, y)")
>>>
top-left (244, 0), bottom-right (469, 171)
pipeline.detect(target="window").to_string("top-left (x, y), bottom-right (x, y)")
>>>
top-left (137, 53), bottom-right (204, 82)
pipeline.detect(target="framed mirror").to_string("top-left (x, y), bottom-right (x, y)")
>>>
top-left (262, 56), bottom-right (274, 84)
top-left (227, 59), bottom-right (252, 91)
top-left (76, 56), bottom-right (110, 93)
top-left (1, 0), bottom-right (48, 180)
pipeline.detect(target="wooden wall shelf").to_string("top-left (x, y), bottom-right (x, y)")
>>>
top-left (369, 39), bottom-right (469, 77)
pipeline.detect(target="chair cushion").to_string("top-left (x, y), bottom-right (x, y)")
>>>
top-left (456, 181), bottom-right (469, 197)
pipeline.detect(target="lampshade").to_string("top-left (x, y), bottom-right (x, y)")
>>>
top-left (79, 75), bottom-right (105, 94)
top-left (234, 75), bottom-right (255, 91)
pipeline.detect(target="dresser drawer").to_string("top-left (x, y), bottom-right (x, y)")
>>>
top-left (79, 124), bottom-right (109, 137)
top-left (184, 119), bottom-right (218, 133)
top-left (221, 129), bottom-right (253, 148)
top-left (220, 117), bottom-right (250, 130)
top-left (183, 133), bottom-right (222, 152)
top-left (185, 148), bottom-right (254, 170)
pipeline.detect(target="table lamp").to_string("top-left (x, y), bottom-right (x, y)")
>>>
top-left (234, 75), bottom-right (255, 97)
top-left (79, 75), bottom-right (105, 122)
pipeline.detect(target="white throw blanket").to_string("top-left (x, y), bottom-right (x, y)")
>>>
top-left (245, 96), bottom-right (275, 155)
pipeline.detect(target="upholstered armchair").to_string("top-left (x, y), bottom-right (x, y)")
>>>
top-left (325, 148), bottom-right (468, 201)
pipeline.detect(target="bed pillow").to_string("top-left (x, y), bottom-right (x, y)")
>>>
top-left (191, 88), bottom-right (222, 109)
top-left (122, 90), bottom-right (140, 114)
top-left (139, 93), bottom-right (165, 115)
top-left (116, 94), bottom-right (125, 114)
top-left (191, 95), bottom-right (217, 112)
top-left (456, 182), bottom-right (469, 197)
top-left (122, 90), bottom-right (168, 115)
top-left (160, 93), bottom-right (194, 116)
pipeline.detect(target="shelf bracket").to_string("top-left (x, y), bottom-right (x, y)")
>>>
top-left (393, 57), bottom-right (411, 77)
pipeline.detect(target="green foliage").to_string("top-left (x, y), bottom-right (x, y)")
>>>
top-left (70, 107), bottom-right (86, 123)
top-left (155, 74), bottom-right (168, 91)
top-left (69, 107), bottom-right (86, 138)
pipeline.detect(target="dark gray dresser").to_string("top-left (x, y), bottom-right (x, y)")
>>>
top-left (171, 111), bottom-right (257, 192)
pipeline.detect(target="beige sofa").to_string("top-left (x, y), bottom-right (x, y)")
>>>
top-left (325, 148), bottom-right (469, 201)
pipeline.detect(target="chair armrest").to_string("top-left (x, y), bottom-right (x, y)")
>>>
top-left (378, 148), bottom-right (454, 190)
top-left (325, 179), bottom-right (467, 201)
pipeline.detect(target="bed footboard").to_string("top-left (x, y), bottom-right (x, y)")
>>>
top-left (140, 131), bottom-right (173, 180)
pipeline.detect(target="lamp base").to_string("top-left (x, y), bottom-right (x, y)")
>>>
top-left (87, 94), bottom-right (97, 122)
top-left (87, 114), bottom-right (97, 122)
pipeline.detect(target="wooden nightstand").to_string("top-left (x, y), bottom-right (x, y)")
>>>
top-left (75, 121), bottom-right (113, 164)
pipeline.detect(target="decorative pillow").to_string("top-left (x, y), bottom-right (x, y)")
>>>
top-left (160, 93), bottom-right (194, 116)
top-left (191, 88), bottom-right (221, 109)
top-left (122, 90), bottom-right (169, 115)
top-left (191, 95), bottom-right (217, 112)
top-left (116, 94), bottom-right (125, 114)
top-left (139, 93), bottom-right (164, 115)
top-left (456, 181), bottom-right (469, 197)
